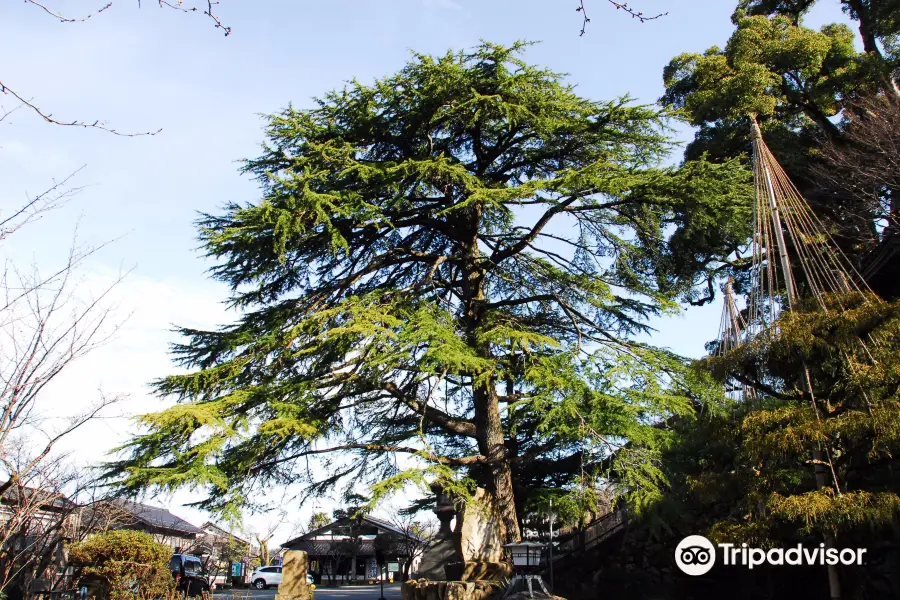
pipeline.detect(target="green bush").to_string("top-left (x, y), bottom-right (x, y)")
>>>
top-left (67, 530), bottom-right (174, 600)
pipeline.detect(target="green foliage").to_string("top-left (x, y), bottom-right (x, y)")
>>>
top-left (307, 511), bottom-right (331, 531)
top-left (523, 480), bottom-right (608, 530)
top-left (664, 15), bottom-right (858, 126)
top-left (104, 41), bottom-right (751, 531)
top-left (735, 1), bottom-right (900, 46)
top-left (67, 530), bottom-right (174, 600)
top-left (662, 294), bottom-right (900, 546)
top-left (661, 6), bottom-right (900, 302)
top-left (662, 12), bottom-right (864, 171)
top-left (217, 538), bottom-right (246, 565)
top-left (767, 489), bottom-right (900, 533)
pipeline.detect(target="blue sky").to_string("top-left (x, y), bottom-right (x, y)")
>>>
top-left (0, 0), bottom-right (854, 541)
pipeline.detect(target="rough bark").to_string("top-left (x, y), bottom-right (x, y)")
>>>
top-left (460, 203), bottom-right (522, 545)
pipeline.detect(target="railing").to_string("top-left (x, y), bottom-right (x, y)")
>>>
top-left (553, 508), bottom-right (627, 558)
top-left (583, 508), bottom-right (626, 552)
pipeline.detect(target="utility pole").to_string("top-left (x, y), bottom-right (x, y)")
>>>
top-left (377, 550), bottom-right (387, 600)
top-left (548, 498), bottom-right (555, 593)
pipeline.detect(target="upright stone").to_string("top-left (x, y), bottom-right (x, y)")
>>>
top-left (417, 539), bottom-right (460, 581)
top-left (275, 551), bottom-right (313, 600)
top-left (454, 488), bottom-right (505, 563)
top-left (416, 485), bottom-right (463, 580)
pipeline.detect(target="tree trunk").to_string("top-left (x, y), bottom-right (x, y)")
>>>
top-left (457, 202), bottom-right (522, 545)
top-left (473, 384), bottom-right (522, 544)
top-left (813, 449), bottom-right (842, 600)
top-left (846, 0), bottom-right (900, 101)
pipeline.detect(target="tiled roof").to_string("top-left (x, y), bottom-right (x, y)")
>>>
top-left (281, 514), bottom-right (424, 550)
top-left (112, 499), bottom-right (204, 535)
top-left (364, 515), bottom-right (419, 539)
top-left (201, 521), bottom-right (250, 545)
top-left (284, 539), bottom-right (377, 556)
top-left (0, 486), bottom-right (75, 511)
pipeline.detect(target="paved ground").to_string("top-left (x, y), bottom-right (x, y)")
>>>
top-left (238, 583), bottom-right (403, 600)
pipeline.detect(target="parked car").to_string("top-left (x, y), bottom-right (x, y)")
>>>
top-left (169, 553), bottom-right (210, 596)
top-left (251, 566), bottom-right (282, 589)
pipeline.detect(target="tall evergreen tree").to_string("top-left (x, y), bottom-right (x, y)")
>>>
top-left (105, 42), bottom-right (750, 541)
top-left (735, 0), bottom-right (900, 73)
top-left (661, 10), bottom-right (900, 299)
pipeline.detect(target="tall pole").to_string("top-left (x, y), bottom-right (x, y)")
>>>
top-left (751, 116), bottom-right (841, 600)
top-left (751, 119), bottom-right (796, 307)
top-left (548, 499), bottom-right (554, 593)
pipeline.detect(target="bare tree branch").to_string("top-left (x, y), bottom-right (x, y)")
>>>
top-left (0, 79), bottom-right (161, 137)
top-left (0, 183), bottom-right (130, 595)
top-left (0, 103), bottom-right (23, 126)
top-left (154, 1), bottom-right (233, 36)
top-left (577, 0), bottom-right (668, 36)
top-left (0, 168), bottom-right (86, 244)
top-left (23, 0), bottom-right (113, 23)
top-left (23, 0), bottom-right (231, 33)
top-left (6, 1), bottom-right (233, 135)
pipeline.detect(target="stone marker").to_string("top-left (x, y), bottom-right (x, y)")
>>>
top-left (454, 488), bottom-right (505, 563)
top-left (417, 486), bottom-right (507, 581)
top-left (418, 538), bottom-right (460, 581)
top-left (274, 550), bottom-right (313, 600)
top-left (417, 484), bottom-right (463, 580)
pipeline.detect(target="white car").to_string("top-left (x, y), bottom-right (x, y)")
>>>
top-left (251, 566), bottom-right (283, 589)
top-left (250, 567), bottom-right (314, 589)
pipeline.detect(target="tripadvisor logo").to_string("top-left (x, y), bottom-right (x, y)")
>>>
top-left (675, 535), bottom-right (868, 576)
top-left (675, 535), bottom-right (716, 575)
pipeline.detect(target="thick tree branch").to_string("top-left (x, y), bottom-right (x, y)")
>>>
top-left (259, 443), bottom-right (484, 469)
top-left (490, 197), bottom-right (580, 263)
top-left (382, 381), bottom-right (477, 438)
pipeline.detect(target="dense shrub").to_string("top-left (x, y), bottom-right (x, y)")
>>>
top-left (67, 530), bottom-right (174, 600)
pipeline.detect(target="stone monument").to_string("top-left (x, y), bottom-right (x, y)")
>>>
top-left (274, 551), bottom-right (313, 600)
top-left (454, 487), bottom-right (505, 563)
top-left (415, 484), bottom-right (462, 580)
top-left (417, 485), bottom-right (511, 583)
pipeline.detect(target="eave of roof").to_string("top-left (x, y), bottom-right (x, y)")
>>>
top-left (112, 499), bottom-right (204, 535)
top-left (0, 487), bottom-right (76, 511)
top-left (201, 521), bottom-right (250, 545)
top-left (280, 515), bottom-right (424, 549)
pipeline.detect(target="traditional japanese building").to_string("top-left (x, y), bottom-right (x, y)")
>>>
top-left (100, 499), bottom-right (205, 552)
top-left (280, 515), bottom-right (423, 583)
